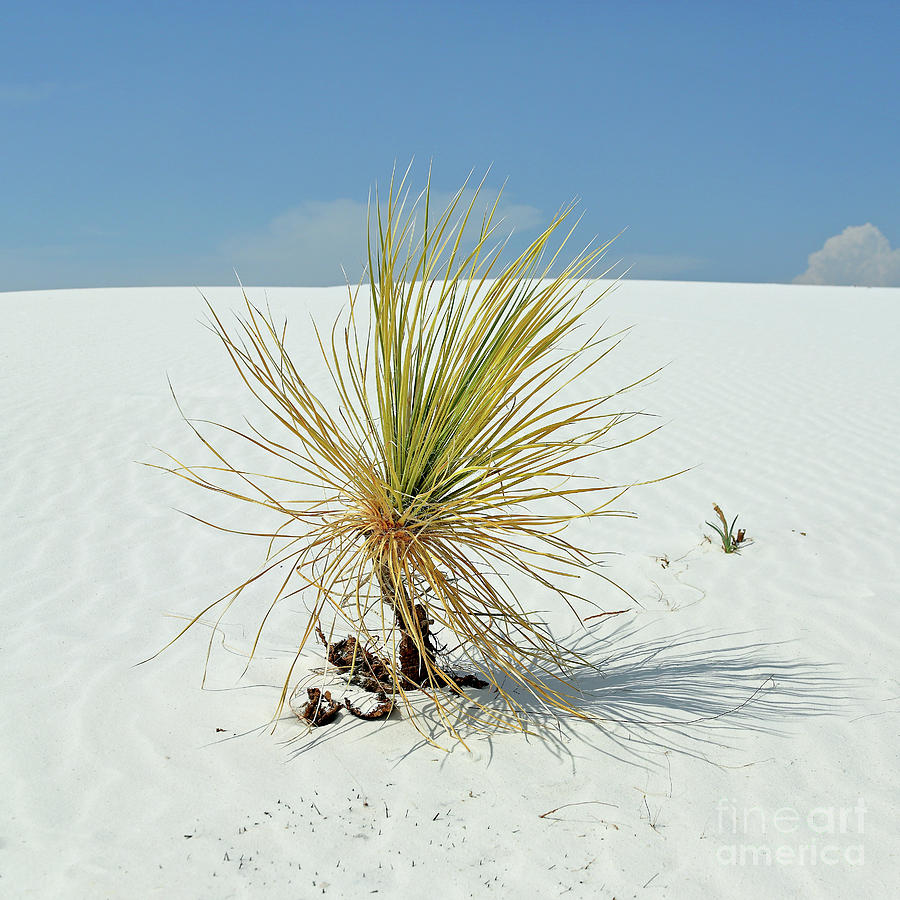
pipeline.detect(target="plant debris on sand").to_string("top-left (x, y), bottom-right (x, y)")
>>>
top-left (150, 166), bottom-right (664, 747)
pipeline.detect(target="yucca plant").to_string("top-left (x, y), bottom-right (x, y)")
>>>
top-left (151, 169), bottom-right (660, 747)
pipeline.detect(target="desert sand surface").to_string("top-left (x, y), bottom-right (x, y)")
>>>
top-left (1, 280), bottom-right (897, 898)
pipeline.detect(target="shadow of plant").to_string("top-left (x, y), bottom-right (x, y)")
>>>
top-left (566, 618), bottom-right (844, 724)
top-left (507, 616), bottom-right (853, 767)
top-left (284, 614), bottom-right (853, 766)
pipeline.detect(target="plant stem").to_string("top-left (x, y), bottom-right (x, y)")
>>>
top-left (376, 561), bottom-right (430, 685)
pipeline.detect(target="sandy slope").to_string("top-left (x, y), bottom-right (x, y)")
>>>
top-left (1, 281), bottom-right (897, 898)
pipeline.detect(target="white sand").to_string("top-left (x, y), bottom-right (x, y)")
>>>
top-left (1, 281), bottom-right (897, 898)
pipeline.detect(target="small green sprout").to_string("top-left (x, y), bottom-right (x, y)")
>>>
top-left (706, 503), bottom-right (747, 553)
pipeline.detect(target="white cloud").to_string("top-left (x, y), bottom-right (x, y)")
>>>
top-left (222, 190), bottom-right (543, 287)
top-left (0, 188), bottom-right (542, 291)
top-left (794, 223), bottom-right (900, 287)
top-left (223, 199), bottom-right (368, 286)
top-left (626, 252), bottom-right (707, 280)
top-left (428, 189), bottom-right (543, 232)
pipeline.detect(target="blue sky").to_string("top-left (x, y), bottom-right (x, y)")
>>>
top-left (2, 0), bottom-right (898, 290)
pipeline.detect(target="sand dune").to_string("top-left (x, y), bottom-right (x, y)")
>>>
top-left (1, 280), bottom-right (897, 898)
